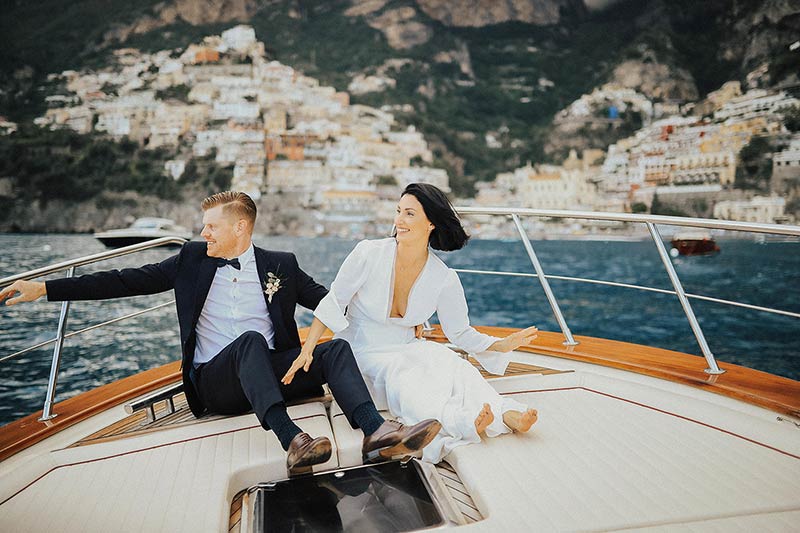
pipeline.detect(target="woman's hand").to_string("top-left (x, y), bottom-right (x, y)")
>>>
top-left (490, 325), bottom-right (538, 353)
top-left (281, 349), bottom-right (314, 385)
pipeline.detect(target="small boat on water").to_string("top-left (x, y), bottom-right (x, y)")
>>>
top-left (1, 209), bottom-right (799, 532)
top-left (93, 217), bottom-right (192, 248)
top-left (670, 231), bottom-right (720, 256)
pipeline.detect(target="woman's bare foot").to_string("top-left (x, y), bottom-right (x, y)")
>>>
top-left (474, 403), bottom-right (494, 435)
top-left (503, 408), bottom-right (538, 433)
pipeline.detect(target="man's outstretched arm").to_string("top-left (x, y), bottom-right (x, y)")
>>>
top-left (1, 252), bottom-right (181, 306)
top-left (0, 280), bottom-right (47, 306)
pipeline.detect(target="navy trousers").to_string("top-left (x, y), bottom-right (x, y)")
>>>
top-left (194, 331), bottom-right (371, 430)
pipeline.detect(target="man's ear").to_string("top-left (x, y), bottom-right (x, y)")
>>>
top-left (235, 219), bottom-right (246, 235)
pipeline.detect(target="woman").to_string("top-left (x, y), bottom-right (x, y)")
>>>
top-left (282, 183), bottom-right (539, 462)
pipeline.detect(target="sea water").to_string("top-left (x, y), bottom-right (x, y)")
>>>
top-left (1, 234), bottom-right (798, 426)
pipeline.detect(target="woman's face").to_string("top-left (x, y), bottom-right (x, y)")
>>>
top-left (395, 194), bottom-right (433, 246)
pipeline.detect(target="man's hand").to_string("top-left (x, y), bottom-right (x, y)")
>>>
top-left (414, 324), bottom-right (425, 339)
top-left (0, 280), bottom-right (47, 306)
top-left (281, 349), bottom-right (314, 385)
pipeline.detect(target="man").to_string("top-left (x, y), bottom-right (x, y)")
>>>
top-left (1, 191), bottom-right (440, 472)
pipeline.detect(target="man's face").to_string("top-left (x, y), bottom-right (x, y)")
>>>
top-left (200, 205), bottom-right (240, 258)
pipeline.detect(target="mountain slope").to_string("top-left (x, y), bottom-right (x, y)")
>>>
top-left (1, 0), bottom-right (796, 196)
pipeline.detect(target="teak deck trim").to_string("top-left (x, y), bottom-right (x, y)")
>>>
top-left (1, 326), bottom-right (798, 462)
top-left (458, 326), bottom-right (800, 419)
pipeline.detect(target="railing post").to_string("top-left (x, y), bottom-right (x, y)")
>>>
top-left (646, 223), bottom-right (724, 375)
top-left (511, 214), bottom-right (578, 346)
top-left (39, 266), bottom-right (74, 421)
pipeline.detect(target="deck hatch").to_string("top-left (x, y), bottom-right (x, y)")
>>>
top-left (246, 460), bottom-right (447, 532)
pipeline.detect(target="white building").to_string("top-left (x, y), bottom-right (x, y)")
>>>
top-left (164, 160), bottom-right (186, 180)
top-left (713, 196), bottom-right (786, 223)
top-left (384, 126), bottom-right (433, 163)
top-left (393, 167), bottom-right (450, 192)
top-left (212, 102), bottom-right (260, 120)
top-left (95, 113), bottom-right (132, 137)
top-left (714, 90), bottom-right (800, 122)
top-left (291, 119), bottom-right (342, 139)
top-left (497, 161), bottom-right (599, 211)
top-left (332, 167), bottom-right (375, 191)
top-left (348, 74), bottom-right (396, 95)
top-left (232, 161), bottom-right (264, 200)
top-left (266, 160), bottom-right (332, 192)
top-left (221, 25), bottom-right (257, 54)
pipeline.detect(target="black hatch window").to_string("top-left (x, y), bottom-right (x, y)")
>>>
top-left (254, 460), bottom-right (444, 532)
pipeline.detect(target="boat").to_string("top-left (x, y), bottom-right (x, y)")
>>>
top-left (93, 217), bottom-right (192, 248)
top-left (670, 230), bottom-right (720, 256)
top-left (1, 210), bottom-right (799, 532)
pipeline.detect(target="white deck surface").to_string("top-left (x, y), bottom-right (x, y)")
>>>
top-left (1, 352), bottom-right (798, 532)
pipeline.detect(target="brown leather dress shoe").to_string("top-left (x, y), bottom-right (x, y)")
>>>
top-left (286, 432), bottom-right (332, 473)
top-left (362, 419), bottom-right (442, 463)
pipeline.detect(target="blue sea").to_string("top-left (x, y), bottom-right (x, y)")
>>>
top-left (1, 233), bottom-right (798, 426)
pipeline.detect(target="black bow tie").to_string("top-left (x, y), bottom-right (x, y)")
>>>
top-left (216, 258), bottom-right (241, 270)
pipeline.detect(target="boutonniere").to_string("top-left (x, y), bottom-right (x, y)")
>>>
top-left (263, 271), bottom-right (286, 303)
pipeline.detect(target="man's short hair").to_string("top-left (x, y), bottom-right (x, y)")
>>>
top-left (201, 191), bottom-right (257, 227)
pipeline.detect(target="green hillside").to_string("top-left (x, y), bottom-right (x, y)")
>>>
top-left (0, 0), bottom-right (793, 197)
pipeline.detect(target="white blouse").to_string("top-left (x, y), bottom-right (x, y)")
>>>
top-left (314, 238), bottom-right (511, 374)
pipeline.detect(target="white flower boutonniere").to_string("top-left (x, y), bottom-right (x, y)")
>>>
top-left (263, 271), bottom-right (285, 303)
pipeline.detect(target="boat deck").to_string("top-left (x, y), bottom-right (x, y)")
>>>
top-left (1, 332), bottom-right (798, 532)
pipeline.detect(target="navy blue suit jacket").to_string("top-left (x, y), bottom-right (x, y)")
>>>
top-left (46, 241), bottom-right (328, 416)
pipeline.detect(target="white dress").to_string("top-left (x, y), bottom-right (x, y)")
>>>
top-left (314, 238), bottom-right (526, 462)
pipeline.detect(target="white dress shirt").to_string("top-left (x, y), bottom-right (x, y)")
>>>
top-left (194, 243), bottom-right (275, 366)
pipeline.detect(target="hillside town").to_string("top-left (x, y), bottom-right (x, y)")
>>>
top-left (14, 25), bottom-right (800, 237)
top-left (476, 82), bottom-right (799, 233)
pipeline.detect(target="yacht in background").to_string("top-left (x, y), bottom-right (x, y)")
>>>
top-left (93, 218), bottom-right (192, 248)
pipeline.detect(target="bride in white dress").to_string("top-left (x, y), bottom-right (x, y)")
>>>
top-left (282, 183), bottom-right (539, 463)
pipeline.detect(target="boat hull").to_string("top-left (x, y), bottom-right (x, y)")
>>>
top-left (95, 236), bottom-right (187, 248)
top-left (670, 238), bottom-right (720, 256)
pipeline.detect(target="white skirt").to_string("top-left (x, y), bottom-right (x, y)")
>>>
top-left (354, 339), bottom-right (527, 463)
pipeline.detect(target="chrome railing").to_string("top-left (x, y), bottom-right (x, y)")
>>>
top-left (0, 237), bottom-right (186, 421)
top-left (453, 207), bottom-right (800, 375)
top-left (2, 211), bottom-right (799, 421)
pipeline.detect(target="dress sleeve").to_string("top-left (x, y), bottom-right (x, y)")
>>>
top-left (313, 240), bottom-right (371, 333)
top-left (436, 269), bottom-right (511, 375)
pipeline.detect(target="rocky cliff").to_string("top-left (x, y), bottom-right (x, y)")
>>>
top-left (723, 0), bottom-right (800, 85)
top-left (610, 59), bottom-right (698, 102)
top-left (0, 192), bottom-right (203, 234)
top-left (103, 0), bottom-right (260, 45)
top-left (415, 0), bottom-right (585, 27)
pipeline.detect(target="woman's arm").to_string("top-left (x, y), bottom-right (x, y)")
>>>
top-left (281, 316), bottom-right (329, 385)
top-left (436, 270), bottom-right (537, 374)
top-left (311, 240), bottom-right (372, 332)
top-left (282, 241), bottom-right (372, 384)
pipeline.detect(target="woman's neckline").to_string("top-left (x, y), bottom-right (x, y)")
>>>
top-left (388, 239), bottom-right (431, 319)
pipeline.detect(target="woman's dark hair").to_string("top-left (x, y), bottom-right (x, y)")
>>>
top-left (401, 183), bottom-right (469, 251)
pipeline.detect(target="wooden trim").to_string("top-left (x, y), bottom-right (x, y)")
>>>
top-left (0, 361), bottom-right (181, 462)
top-left (431, 326), bottom-right (800, 419)
top-left (229, 489), bottom-right (246, 533)
top-left (2, 326), bottom-right (798, 463)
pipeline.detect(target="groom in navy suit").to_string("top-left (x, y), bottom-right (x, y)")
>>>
top-left (1, 191), bottom-right (439, 471)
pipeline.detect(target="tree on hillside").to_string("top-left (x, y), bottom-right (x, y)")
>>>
top-left (650, 193), bottom-right (687, 217)
top-left (784, 105), bottom-right (800, 133)
top-left (735, 136), bottom-right (774, 191)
